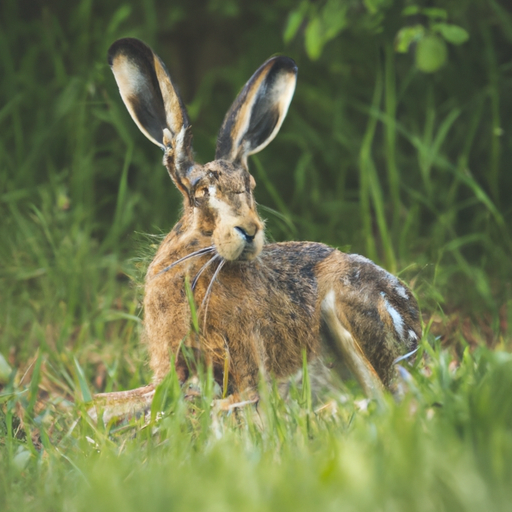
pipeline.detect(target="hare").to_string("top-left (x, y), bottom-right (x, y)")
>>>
top-left (94, 38), bottom-right (420, 419)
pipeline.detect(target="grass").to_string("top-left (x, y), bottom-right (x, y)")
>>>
top-left (1, 1), bottom-right (511, 510)
top-left (2, 343), bottom-right (512, 511)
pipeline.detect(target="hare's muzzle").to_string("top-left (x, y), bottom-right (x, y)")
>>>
top-left (212, 215), bottom-right (264, 262)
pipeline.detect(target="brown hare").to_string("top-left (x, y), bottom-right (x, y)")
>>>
top-left (93, 38), bottom-right (420, 419)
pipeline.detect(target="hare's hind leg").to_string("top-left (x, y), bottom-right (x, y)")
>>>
top-left (89, 384), bottom-right (156, 424)
top-left (321, 291), bottom-right (385, 399)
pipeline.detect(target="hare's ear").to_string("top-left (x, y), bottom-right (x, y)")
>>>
top-left (108, 38), bottom-right (193, 195)
top-left (215, 56), bottom-right (297, 166)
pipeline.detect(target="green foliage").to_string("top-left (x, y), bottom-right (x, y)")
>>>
top-left (286, 1), bottom-right (470, 71)
top-left (415, 34), bottom-right (448, 73)
top-left (396, 6), bottom-right (469, 72)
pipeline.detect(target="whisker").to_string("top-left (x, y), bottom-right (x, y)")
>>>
top-left (201, 259), bottom-right (226, 331)
top-left (191, 254), bottom-right (220, 291)
top-left (156, 246), bottom-right (214, 276)
top-left (201, 259), bottom-right (225, 311)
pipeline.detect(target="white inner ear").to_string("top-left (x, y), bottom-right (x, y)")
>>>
top-left (112, 55), bottom-right (165, 149)
top-left (115, 56), bottom-right (148, 95)
top-left (246, 73), bottom-right (296, 156)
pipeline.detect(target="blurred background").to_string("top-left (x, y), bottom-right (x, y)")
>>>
top-left (1, 0), bottom-right (511, 385)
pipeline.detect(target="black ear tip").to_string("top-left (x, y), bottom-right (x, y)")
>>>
top-left (269, 55), bottom-right (298, 76)
top-left (107, 41), bottom-right (120, 66)
top-left (107, 38), bottom-right (151, 67)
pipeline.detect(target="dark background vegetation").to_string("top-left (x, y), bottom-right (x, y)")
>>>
top-left (1, 0), bottom-right (511, 373)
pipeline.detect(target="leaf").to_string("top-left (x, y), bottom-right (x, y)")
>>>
top-left (0, 352), bottom-right (12, 384)
top-left (106, 5), bottom-right (132, 35)
top-left (222, 353), bottom-right (229, 399)
top-left (432, 23), bottom-right (469, 45)
top-left (395, 25), bottom-right (425, 53)
top-left (150, 380), bottom-right (167, 422)
top-left (304, 1), bottom-right (348, 60)
top-left (150, 367), bottom-right (179, 422)
top-left (26, 353), bottom-right (43, 418)
top-left (402, 6), bottom-right (420, 16)
top-left (13, 448), bottom-right (33, 473)
top-left (301, 350), bottom-right (312, 411)
top-left (364, 0), bottom-right (391, 15)
top-left (415, 34), bottom-right (447, 73)
top-left (184, 276), bottom-right (199, 334)
top-left (322, 0), bottom-right (348, 40)
top-left (283, 1), bottom-right (309, 43)
top-left (421, 8), bottom-right (447, 20)
top-left (74, 357), bottom-right (93, 403)
top-left (305, 17), bottom-right (324, 60)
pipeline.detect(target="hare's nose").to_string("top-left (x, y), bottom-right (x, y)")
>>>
top-left (235, 226), bottom-right (256, 243)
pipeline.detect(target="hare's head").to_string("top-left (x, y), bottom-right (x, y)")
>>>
top-left (108, 38), bottom-right (297, 261)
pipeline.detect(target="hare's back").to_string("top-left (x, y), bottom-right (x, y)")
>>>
top-left (259, 241), bottom-right (335, 287)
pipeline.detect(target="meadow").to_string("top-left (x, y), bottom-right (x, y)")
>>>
top-left (1, 1), bottom-right (511, 510)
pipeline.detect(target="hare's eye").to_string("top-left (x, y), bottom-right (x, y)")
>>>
top-left (194, 187), bottom-right (209, 199)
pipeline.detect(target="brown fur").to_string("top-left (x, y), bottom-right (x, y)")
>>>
top-left (107, 38), bottom-right (421, 405)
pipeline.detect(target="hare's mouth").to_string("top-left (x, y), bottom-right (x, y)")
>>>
top-left (237, 244), bottom-right (260, 261)
top-left (215, 242), bottom-right (258, 262)
top-left (211, 224), bottom-right (263, 262)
